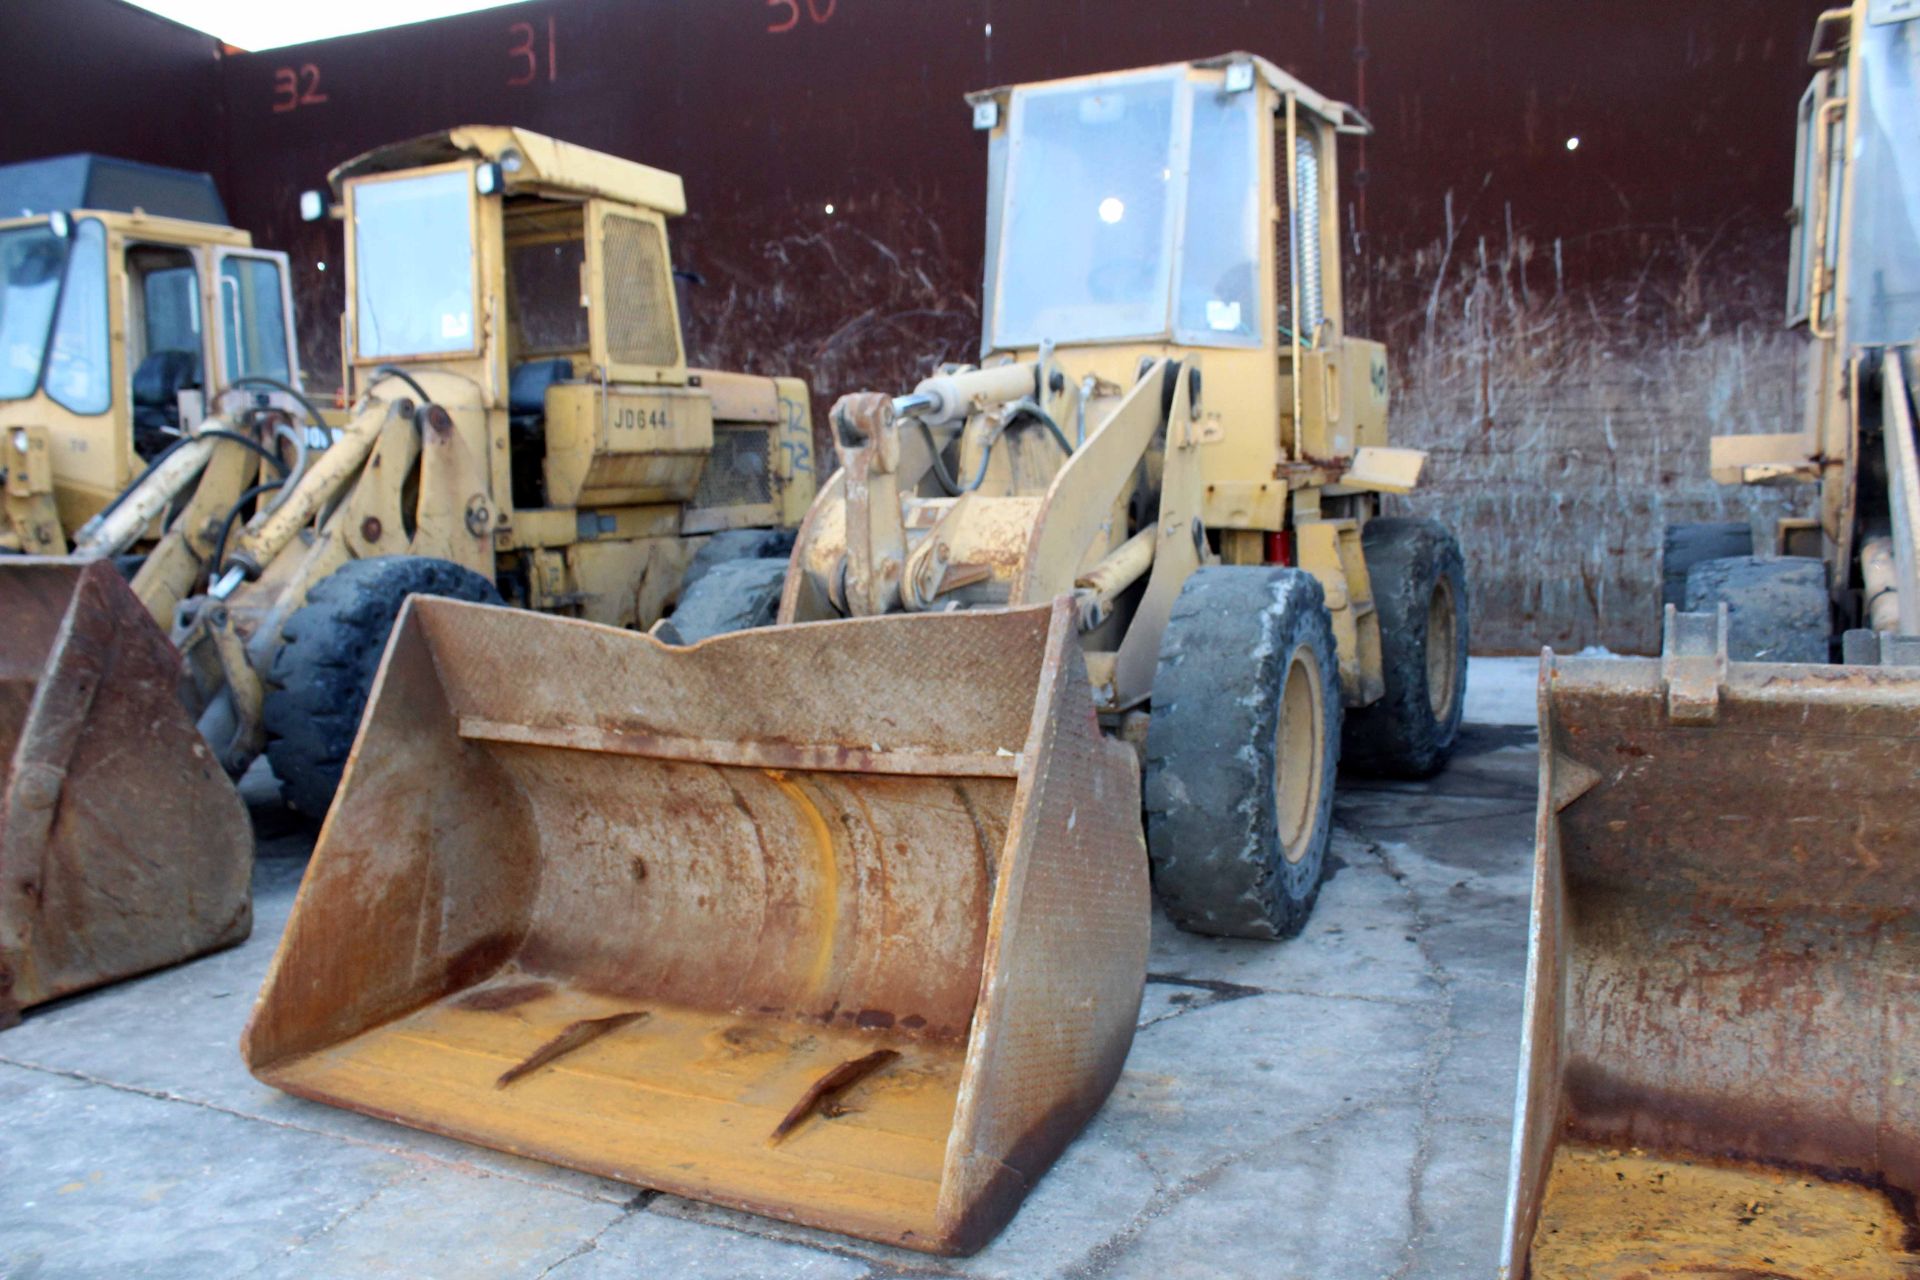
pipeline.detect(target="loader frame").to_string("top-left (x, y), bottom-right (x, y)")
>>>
top-left (1704, 0), bottom-right (1920, 644)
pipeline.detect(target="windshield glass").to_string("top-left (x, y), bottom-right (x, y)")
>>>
top-left (353, 169), bottom-right (476, 359)
top-left (44, 219), bottom-right (111, 414)
top-left (0, 223), bottom-right (70, 400)
top-left (994, 70), bottom-right (1182, 347)
top-left (1847, 18), bottom-right (1920, 347)
top-left (1177, 86), bottom-right (1262, 346)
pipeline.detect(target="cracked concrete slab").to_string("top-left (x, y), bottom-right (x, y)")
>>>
top-left (0, 657), bottom-right (1541, 1279)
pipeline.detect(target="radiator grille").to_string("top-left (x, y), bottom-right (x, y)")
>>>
top-left (694, 426), bottom-right (775, 509)
top-left (602, 215), bottom-right (680, 368)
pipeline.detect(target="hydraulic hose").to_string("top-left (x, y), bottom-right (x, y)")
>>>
top-left (208, 481), bottom-right (285, 579)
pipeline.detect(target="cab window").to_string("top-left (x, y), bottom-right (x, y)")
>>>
top-left (43, 218), bottom-right (111, 415)
top-left (220, 256), bottom-right (292, 383)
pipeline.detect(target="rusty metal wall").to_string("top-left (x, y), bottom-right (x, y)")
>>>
top-left (0, 0), bottom-right (225, 180)
top-left (1, 0), bottom-right (1832, 650)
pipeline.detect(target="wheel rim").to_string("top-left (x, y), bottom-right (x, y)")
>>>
top-left (1426, 575), bottom-right (1459, 723)
top-left (1274, 647), bottom-right (1326, 864)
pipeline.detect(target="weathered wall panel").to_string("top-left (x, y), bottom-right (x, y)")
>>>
top-left (0, 0), bottom-right (1830, 651)
top-left (0, 0), bottom-right (225, 183)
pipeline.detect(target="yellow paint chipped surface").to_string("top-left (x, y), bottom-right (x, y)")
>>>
top-left (1531, 1144), bottom-right (1920, 1279)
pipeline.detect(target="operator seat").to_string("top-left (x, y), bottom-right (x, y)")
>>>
top-left (508, 357), bottom-right (573, 508)
top-left (131, 349), bottom-right (201, 458)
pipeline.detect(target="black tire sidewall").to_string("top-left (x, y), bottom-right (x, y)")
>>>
top-left (1144, 567), bottom-right (1342, 939)
top-left (1661, 522), bottom-right (1754, 613)
top-left (657, 557), bottom-right (788, 645)
top-left (1682, 554), bottom-right (1830, 663)
top-left (1343, 518), bottom-right (1469, 779)
top-left (264, 556), bottom-right (500, 818)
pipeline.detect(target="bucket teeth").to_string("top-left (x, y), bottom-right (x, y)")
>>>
top-left (769, 1048), bottom-right (900, 1143)
top-left (496, 1010), bottom-right (650, 1088)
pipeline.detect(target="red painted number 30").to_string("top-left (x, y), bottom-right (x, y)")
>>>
top-left (767, 0), bottom-right (835, 33)
top-left (507, 17), bottom-right (559, 86)
top-left (271, 64), bottom-right (327, 113)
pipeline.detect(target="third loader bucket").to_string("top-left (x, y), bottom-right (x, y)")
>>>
top-left (1501, 613), bottom-right (1920, 1278)
top-left (0, 558), bottom-right (252, 1027)
top-left (242, 595), bottom-right (1147, 1255)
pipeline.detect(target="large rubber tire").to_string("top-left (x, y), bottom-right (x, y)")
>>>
top-left (1342, 517), bottom-right (1471, 779)
top-left (1661, 522), bottom-right (1753, 613)
top-left (1683, 555), bottom-right (1831, 663)
top-left (678, 528), bottom-right (796, 596)
top-left (1144, 567), bottom-right (1342, 940)
top-left (655, 558), bottom-right (788, 645)
top-left (264, 556), bottom-right (501, 819)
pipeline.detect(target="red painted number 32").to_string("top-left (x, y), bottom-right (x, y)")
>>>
top-left (271, 64), bottom-right (327, 113)
top-left (767, 0), bottom-right (835, 33)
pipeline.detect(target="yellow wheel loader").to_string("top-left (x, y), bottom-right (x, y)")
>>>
top-left (1503, 5), bottom-right (1920, 1275)
top-left (244, 60), bottom-right (1468, 1254)
top-left (0, 157), bottom-right (311, 1026)
top-left (174, 126), bottom-right (813, 818)
top-left (0, 155), bottom-right (313, 567)
top-left (1661, 0), bottom-right (1920, 665)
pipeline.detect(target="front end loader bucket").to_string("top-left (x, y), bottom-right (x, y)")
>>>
top-left (0, 559), bottom-right (252, 1026)
top-left (242, 596), bottom-right (1147, 1255)
top-left (1501, 619), bottom-right (1920, 1277)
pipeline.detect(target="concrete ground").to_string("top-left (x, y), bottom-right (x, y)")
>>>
top-left (1, 658), bottom-right (1542, 1280)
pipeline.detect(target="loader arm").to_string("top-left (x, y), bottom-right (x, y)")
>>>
top-left (1012, 361), bottom-right (1176, 602)
top-left (127, 435), bottom-right (262, 627)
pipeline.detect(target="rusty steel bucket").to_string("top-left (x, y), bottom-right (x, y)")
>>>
top-left (0, 558), bottom-right (252, 1027)
top-left (1501, 612), bottom-right (1920, 1278)
top-left (242, 595), bottom-right (1147, 1255)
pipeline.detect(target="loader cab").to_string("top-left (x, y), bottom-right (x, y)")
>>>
top-left (333, 137), bottom-right (699, 516)
top-left (318, 128), bottom-right (812, 624)
top-left (0, 177), bottom-right (302, 534)
top-left (968, 55), bottom-right (1395, 537)
top-left (1787, 5), bottom-right (1920, 353)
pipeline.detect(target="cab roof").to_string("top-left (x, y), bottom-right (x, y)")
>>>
top-left (0, 154), bottom-right (230, 224)
top-left (328, 127), bottom-right (687, 216)
top-left (966, 52), bottom-right (1372, 135)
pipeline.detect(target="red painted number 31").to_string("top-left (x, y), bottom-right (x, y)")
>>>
top-left (767, 0), bottom-right (835, 33)
top-left (507, 17), bottom-right (558, 86)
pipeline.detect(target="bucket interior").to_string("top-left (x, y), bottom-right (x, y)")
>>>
top-left (246, 601), bottom-right (1076, 1248)
top-left (1515, 658), bottom-right (1920, 1276)
top-left (0, 558), bottom-right (252, 1016)
top-left (0, 561), bottom-right (82, 766)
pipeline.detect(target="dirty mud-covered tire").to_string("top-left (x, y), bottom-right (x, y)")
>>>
top-left (656, 558), bottom-right (788, 646)
top-left (264, 556), bottom-right (501, 819)
top-left (1683, 555), bottom-right (1831, 663)
top-left (678, 528), bottom-right (796, 597)
top-left (1661, 522), bottom-right (1753, 613)
top-left (1341, 518), bottom-right (1470, 779)
top-left (1144, 566), bottom-right (1342, 940)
